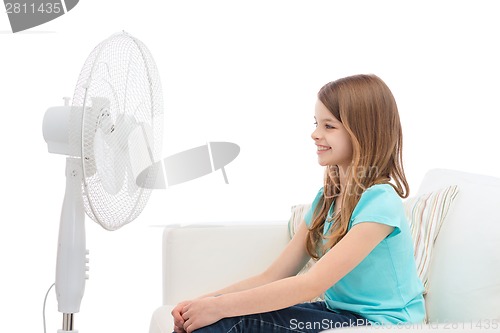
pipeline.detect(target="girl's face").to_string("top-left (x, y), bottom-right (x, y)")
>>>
top-left (311, 100), bottom-right (353, 169)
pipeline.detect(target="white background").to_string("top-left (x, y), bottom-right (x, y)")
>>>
top-left (1, 1), bottom-right (499, 332)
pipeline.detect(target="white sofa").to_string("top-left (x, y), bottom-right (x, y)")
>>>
top-left (149, 169), bottom-right (500, 332)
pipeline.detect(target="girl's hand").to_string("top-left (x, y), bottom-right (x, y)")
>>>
top-left (181, 297), bottom-right (223, 333)
top-left (171, 300), bottom-right (190, 333)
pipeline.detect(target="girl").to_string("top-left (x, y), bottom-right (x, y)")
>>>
top-left (172, 74), bottom-right (425, 333)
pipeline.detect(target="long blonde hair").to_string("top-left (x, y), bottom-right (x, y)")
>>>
top-left (306, 74), bottom-right (409, 260)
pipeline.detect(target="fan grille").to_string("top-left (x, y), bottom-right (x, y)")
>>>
top-left (71, 32), bottom-right (163, 231)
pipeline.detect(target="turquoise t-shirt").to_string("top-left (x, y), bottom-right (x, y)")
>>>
top-left (304, 184), bottom-right (426, 324)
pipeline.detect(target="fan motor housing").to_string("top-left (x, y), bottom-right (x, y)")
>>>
top-left (43, 106), bottom-right (81, 156)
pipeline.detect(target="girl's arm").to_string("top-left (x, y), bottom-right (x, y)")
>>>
top-left (181, 222), bottom-right (394, 332)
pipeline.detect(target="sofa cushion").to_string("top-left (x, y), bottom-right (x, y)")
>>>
top-left (403, 185), bottom-right (459, 293)
top-left (417, 169), bottom-right (500, 323)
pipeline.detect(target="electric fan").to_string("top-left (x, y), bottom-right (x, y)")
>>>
top-left (42, 31), bottom-right (163, 332)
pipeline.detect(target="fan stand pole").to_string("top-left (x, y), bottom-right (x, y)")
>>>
top-left (56, 157), bottom-right (87, 333)
top-left (62, 313), bottom-right (75, 331)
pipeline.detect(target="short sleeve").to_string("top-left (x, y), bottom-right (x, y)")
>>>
top-left (350, 184), bottom-right (404, 236)
top-left (304, 188), bottom-right (324, 227)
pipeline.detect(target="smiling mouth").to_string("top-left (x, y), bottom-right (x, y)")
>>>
top-left (317, 145), bottom-right (331, 153)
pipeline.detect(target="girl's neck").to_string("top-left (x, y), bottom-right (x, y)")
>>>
top-left (337, 164), bottom-right (349, 190)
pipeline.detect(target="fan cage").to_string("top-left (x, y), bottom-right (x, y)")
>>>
top-left (70, 32), bottom-right (163, 231)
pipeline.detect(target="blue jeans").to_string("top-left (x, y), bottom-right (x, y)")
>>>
top-left (188, 301), bottom-right (369, 333)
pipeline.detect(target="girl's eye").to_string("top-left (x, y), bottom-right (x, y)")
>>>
top-left (313, 121), bottom-right (334, 129)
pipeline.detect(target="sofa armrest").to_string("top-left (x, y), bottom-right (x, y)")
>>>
top-left (162, 221), bottom-right (289, 305)
top-left (150, 221), bottom-right (289, 333)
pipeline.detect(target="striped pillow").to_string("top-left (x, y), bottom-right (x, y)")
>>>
top-left (404, 185), bottom-right (459, 292)
top-left (288, 203), bottom-right (315, 275)
top-left (288, 203), bottom-right (311, 239)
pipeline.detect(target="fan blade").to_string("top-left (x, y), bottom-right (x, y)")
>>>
top-left (130, 122), bottom-right (165, 189)
top-left (129, 124), bottom-right (152, 183)
top-left (94, 128), bottom-right (125, 196)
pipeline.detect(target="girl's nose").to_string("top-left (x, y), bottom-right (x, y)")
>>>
top-left (311, 128), bottom-right (320, 141)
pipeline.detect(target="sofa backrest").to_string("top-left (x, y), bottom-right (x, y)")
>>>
top-left (417, 169), bottom-right (500, 323)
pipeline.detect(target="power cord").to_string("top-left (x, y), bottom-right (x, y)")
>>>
top-left (43, 282), bottom-right (55, 333)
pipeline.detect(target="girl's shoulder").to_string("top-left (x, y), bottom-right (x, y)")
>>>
top-left (312, 184), bottom-right (398, 208)
top-left (354, 183), bottom-right (403, 214)
top-left (350, 183), bottom-right (405, 229)
top-left (360, 183), bottom-right (400, 201)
